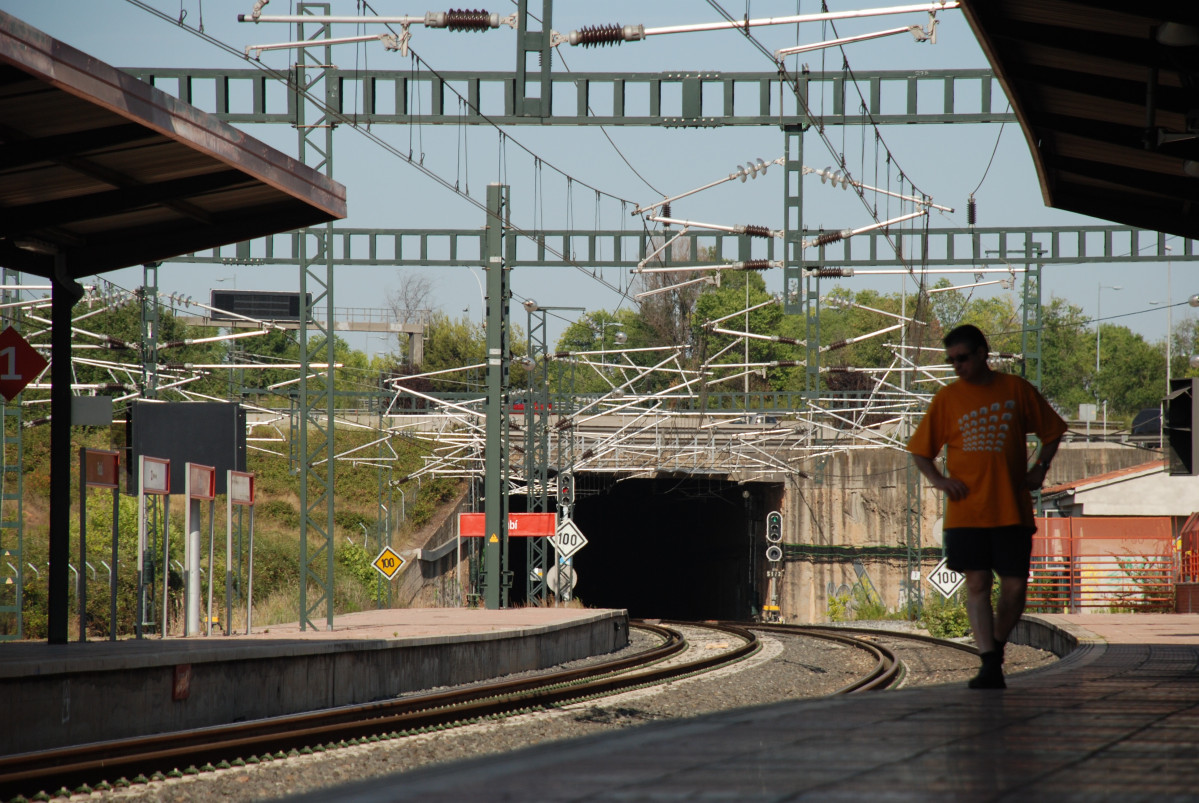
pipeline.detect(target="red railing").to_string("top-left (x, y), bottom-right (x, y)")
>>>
top-left (1180, 513), bottom-right (1199, 584)
top-left (1029, 517), bottom-right (1175, 613)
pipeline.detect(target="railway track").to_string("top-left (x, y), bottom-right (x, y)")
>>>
top-left (0, 620), bottom-right (965, 801)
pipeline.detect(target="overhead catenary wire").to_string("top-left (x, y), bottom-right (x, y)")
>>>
top-left (123, 0), bottom-right (646, 305)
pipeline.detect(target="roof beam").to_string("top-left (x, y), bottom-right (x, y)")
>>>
top-left (0, 169), bottom-right (247, 236)
top-left (0, 123), bottom-right (154, 170)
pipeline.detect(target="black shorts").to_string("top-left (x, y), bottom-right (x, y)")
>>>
top-left (944, 525), bottom-right (1034, 578)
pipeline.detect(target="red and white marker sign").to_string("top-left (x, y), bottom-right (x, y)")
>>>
top-left (83, 449), bottom-right (119, 489)
top-left (228, 471), bottom-right (255, 506)
top-left (0, 326), bottom-right (47, 401)
top-left (187, 463), bottom-right (216, 500)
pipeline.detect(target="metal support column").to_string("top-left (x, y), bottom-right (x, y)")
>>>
top-left (782, 124), bottom-right (806, 318)
top-left (1021, 243), bottom-right (1046, 516)
top-left (483, 183), bottom-right (512, 609)
top-left (48, 258), bottom-right (84, 644)
top-left (525, 305), bottom-right (550, 604)
top-left (295, 3), bottom-right (338, 630)
top-left (513, 1), bottom-right (553, 118)
top-left (1020, 243), bottom-right (1045, 389)
top-left (139, 263), bottom-right (160, 399)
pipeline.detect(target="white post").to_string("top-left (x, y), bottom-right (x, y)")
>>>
top-left (137, 456), bottom-right (147, 639)
top-left (205, 498), bottom-right (215, 636)
top-left (246, 505), bottom-right (255, 634)
top-left (185, 465), bottom-right (200, 636)
top-left (226, 470), bottom-right (233, 636)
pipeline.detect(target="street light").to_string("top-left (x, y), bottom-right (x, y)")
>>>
top-left (1149, 246), bottom-right (1176, 395)
top-left (464, 267), bottom-right (484, 323)
top-left (595, 318), bottom-right (626, 346)
top-left (1095, 283), bottom-right (1122, 378)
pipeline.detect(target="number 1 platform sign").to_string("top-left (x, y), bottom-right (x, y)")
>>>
top-left (0, 326), bottom-right (47, 401)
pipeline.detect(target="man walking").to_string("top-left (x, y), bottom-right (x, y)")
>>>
top-left (908, 325), bottom-right (1066, 689)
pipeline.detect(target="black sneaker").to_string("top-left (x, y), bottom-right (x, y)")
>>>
top-left (967, 651), bottom-right (1006, 689)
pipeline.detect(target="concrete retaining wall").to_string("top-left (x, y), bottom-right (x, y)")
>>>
top-left (779, 444), bottom-right (1160, 623)
top-left (3, 610), bottom-right (628, 755)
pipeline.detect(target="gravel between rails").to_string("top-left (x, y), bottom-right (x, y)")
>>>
top-left (78, 624), bottom-right (1056, 803)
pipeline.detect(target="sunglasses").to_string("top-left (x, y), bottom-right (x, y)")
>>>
top-left (946, 352), bottom-right (975, 364)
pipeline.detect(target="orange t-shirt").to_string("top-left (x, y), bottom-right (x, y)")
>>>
top-left (907, 372), bottom-right (1067, 530)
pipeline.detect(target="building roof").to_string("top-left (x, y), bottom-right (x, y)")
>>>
top-left (960, 1), bottom-right (1199, 240)
top-left (0, 11), bottom-right (347, 279)
top-left (1043, 458), bottom-right (1167, 496)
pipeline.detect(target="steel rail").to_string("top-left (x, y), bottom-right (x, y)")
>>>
top-left (724, 621), bottom-right (978, 693)
top-left (0, 621), bottom-right (757, 801)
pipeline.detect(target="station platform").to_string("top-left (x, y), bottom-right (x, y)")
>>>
top-left (302, 613), bottom-right (1199, 802)
top-left (0, 607), bottom-right (628, 756)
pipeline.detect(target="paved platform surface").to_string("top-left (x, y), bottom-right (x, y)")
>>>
top-left (0, 607), bottom-right (609, 676)
top-left (302, 613), bottom-right (1199, 802)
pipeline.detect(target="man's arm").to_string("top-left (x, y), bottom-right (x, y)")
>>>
top-left (1026, 437), bottom-right (1061, 490)
top-left (912, 453), bottom-right (969, 501)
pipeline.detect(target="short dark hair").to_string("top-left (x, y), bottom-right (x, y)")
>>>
top-left (943, 324), bottom-right (989, 354)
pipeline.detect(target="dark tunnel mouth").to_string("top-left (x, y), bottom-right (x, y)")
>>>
top-left (507, 476), bottom-right (782, 619)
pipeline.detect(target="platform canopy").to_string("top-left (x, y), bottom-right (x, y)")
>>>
top-left (961, 1), bottom-right (1199, 240)
top-left (0, 10), bottom-right (346, 278)
top-left (0, 10), bottom-right (347, 645)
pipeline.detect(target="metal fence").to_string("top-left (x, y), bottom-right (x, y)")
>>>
top-left (1029, 517), bottom-right (1175, 613)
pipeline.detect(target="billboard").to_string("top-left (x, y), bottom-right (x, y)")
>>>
top-left (126, 401), bottom-right (246, 495)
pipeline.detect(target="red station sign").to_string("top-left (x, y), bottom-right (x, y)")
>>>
top-left (459, 512), bottom-right (557, 537)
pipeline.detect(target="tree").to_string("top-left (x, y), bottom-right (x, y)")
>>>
top-left (693, 271), bottom-right (804, 393)
top-left (1039, 295), bottom-right (1167, 422)
top-left (1170, 314), bottom-right (1199, 381)
top-left (387, 272), bottom-right (435, 363)
top-left (549, 309), bottom-right (654, 395)
top-left (1094, 325), bottom-right (1165, 419)
top-left (1040, 297), bottom-right (1095, 416)
top-left (419, 311), bottom-right (486, 392)
top-left (928, 279), bottom-right (969, 332)
top-left (69, 290), bottom-right (227, 399)
top-left (817, 286), bottom-right (907, 370)
top-left (956, 294), bottom-right (1021, 356)
top-left (633, 241), bottom-right (714, 352)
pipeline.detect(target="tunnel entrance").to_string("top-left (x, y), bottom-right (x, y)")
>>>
top-left (510, 476), bottom-right (779, 620)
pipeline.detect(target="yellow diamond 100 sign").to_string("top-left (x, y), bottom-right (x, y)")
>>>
top-left (372, 546), bottom-right (407, 580)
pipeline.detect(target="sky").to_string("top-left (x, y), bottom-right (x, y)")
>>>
top-left (1, 0), bottom-right (1189, 359)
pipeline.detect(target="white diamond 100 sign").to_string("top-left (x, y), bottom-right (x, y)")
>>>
top-left (927, 557), bottom-right (965, 598)
top-left (550, 518), bottom-right (588, 558)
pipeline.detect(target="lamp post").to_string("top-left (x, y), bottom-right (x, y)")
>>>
top-left (1095, 283), bottom-right (1122, 379)
top-left (595, 318), bottom-right (626, 347)
top-left (464, 267), bottom-right (485, 323)
top-left (1150, 251), bottom-right (1175, 396)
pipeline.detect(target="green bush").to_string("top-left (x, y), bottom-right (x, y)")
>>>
top-left (337, 541), bottom-right (387, 604)
top-left (827, 584), bottom-right (894, 622)
top-left (921, 592), bottom-right (971, 638)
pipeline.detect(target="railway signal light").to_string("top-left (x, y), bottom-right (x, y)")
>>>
top-left (766, 545), bottom-right (783, 562)
top-left (766, 510), bottom-right (782, 543)
top-left (558, 474), bottom-right (574, 505)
